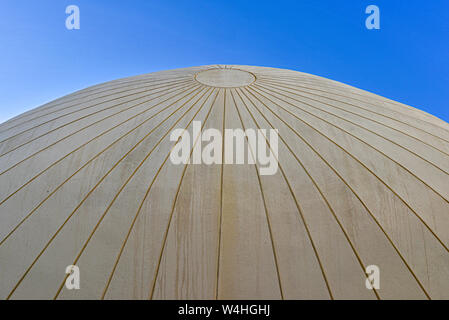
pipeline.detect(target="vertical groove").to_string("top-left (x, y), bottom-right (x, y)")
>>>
top-left (246, 85), bottom-right (449, 252)
top-left (257, 77), bottom-right (449, 143)
top-left (2, 66), bottom-right (447, 301)
top-left (148, 89), bottom-right (220, 300)
top-left (52, 87), bottom-right (214, 300)
top-left (256, 80), bottom-right (449, 159)
top-left (215, 89), bottom-right (225, 300)
top-left (0, 84), bottom-right (200, 207)
top-left (101, 89), bottom-right (219, 299)
top-left (0, 80), bottom-right (194, 158)
top-left (0, 85), bottom-right (201, 249)
top-left (0, 76), bottom-right (193, 134)
top-left (252, 84), bottom-right (449, 204)
top-left (236, 89), bottom-right (337, 299)
top-left (231, 89), bottom-right (285, 299)
top-left (243, 85), bottom-right (432, 299)
top-left (0, 83), bottom-right (196, 177)
top-left (6, 86), bottom-right (208, 299)
top-left (0, 78), bottom-right (192, 143)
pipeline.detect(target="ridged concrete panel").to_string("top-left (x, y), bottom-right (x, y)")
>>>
top-left (0, 65), bottom-right (448, 300)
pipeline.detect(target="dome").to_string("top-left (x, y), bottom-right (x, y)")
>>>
top-left (0, 65), bottom-right (448, 300)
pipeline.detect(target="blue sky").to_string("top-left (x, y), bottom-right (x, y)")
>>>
top-left (0, 0), bottom-right (448, 123)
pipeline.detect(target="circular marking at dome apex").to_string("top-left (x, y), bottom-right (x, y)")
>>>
top-left (195, 68), bottom-right (256, 88)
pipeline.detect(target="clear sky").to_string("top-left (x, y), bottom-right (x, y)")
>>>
top-left (1, 0), bottom-right (448, 123)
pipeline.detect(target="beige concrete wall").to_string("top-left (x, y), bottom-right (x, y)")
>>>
top-left (0, 65), bottom-right (448, 299)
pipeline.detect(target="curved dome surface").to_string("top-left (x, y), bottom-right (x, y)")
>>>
top-left (0, 65), bottom-right (448, 300)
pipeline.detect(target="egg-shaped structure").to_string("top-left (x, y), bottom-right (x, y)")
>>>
top-left (0, 65), bottom-right (448, 300)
